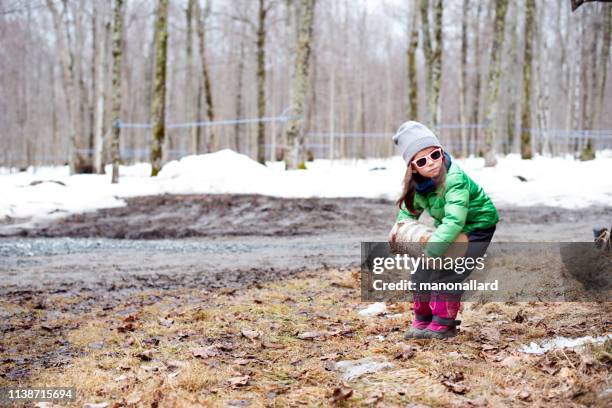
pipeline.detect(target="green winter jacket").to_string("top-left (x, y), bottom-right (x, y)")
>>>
top-left (396, 160), bottom-right (499, 257)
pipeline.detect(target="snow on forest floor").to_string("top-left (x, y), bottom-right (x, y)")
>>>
top-left (1, 267), bottom-right (610, 407)
top-left (1, 149), bottom-right (612, 225)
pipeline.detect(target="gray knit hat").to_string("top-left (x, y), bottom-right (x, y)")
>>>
top-left (392, 121), bottom-right (442, 164)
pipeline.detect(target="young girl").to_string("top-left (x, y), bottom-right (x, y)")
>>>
top-left (392, 121), bottom-right (499, 339)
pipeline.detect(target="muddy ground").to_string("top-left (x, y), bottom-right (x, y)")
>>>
top-left (0, 194), bottom-right (610, 406)
top-left (0, 194), bottom-right (610, 294)
top-left (2, 194), bottom-right (611, 241)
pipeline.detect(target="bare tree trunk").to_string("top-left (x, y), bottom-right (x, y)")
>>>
top-left (589, 4), bottom-right (611, 130)
top-left (430, 0), bottom-right (443, 127)
top-left (74, 0), bottom-right (89, 171)
top-left (110, 0), bottom-right (125, 183)
top-left (569, 10), bottom-right (583, 156)
top-left (406, 0), bottom-right (419, 120)
top-left (186, 0), bottom-right (197, 155)
top-left (195, 76), bottom-right (203, 153)
top-left (234, 32), bottom-right (245, 153)
top-left (284, 0), bottom-right (316, 169)
top-left (328, 67), bottom-right (335, 160)
top-left (599, 6), bottom-right (611, 109)
top-left (195, 0), bottom-right (216, 153)
top-left (150, 0), bottom-right (168, 177)
top-left (502, 3), bottom-right (521, 154)
top-left (46, 0), bottom-right (78, 174)
top-left (595, 6), bottom-right (611, 130)
top-left (358, 9), bottom-right (366, 159)
top-left (94, 9), bottom-right (110, 174)
top-left (417, 0), bottom-right (443, 128)
top-left (520, 0), bottom-right (535, 159)
top-left (419, 0), bottom-right (432, 124)
top-left (256, 0), bottom-right (268, 164)
top-left (90, 3), bottom-right (97, 167)
top-left (482, 0), bottom-right (509, 167)
top-left (459, 0), bottom-right (469, 157)
top-left (470, 2), bottom-right (483, 156)
top-left (50, 64), bottom-right (59, 165)
top-left (581, 6), bottom-right (603, 160)
top-left (359, 77), bottom-right (366, 159)
top-left (565, 7), bottom-right (577, 154)
top-left (534, 4), bottom-right (550, 156)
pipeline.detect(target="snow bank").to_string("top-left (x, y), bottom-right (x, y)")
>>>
top-left (519, 334), bottom-right (612, 355)
top-left (1, 149), bottom-right (611, 224)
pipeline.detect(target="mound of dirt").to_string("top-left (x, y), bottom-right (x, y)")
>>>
top-left (9, 194), bottom-right (395, 239)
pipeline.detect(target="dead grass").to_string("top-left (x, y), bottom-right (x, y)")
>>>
top-left (1, 268), bottom-right (610, 407)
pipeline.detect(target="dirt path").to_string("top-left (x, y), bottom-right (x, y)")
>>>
top-left (0, 195), bottom-right (610, 294)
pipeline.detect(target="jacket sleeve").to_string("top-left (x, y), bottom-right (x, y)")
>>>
top-left (425, 173), bottom-right (470, 257)
top-left (396, 200), bottom-right (423, 223)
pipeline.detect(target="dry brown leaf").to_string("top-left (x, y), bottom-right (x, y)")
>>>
top-left (517, 390), bottom-right (531, 401)
top-left (331, 280), bottom-right (354, 289)
top-left (479, 327), bottom-right (501, 343)
top-left (323, 360), bottom-right (336, 371)
top-left (240, 328), bottom-right (261, 341)
top-left (158, 317), bottom-right (173, 328)
top-left (227, 400), bottom-right (251, 407)
top-left (395, 344), bottom-right (415, 360)
top-left (442, 381), bottom-right (468, 394)
top-left (538, 360), bottom-right (558, 375)
top-left (362, 390), bottom-right (384, 404)
top-left (216, 342), bottom-right (236, 351)
top-left (558, 366), bottom-right (577, 383)
top-left (165, 359), bottom-right (187, 371)
top-left (320, 352), bottom-right (341, 361)
top-left (228, 375), bottom-right (250, 388)
top-left (137, 349), bottom-right (155, 361)
top-left (441, 371), bottom-right (467, 394)
top-left (261, 341), bottom-right (285, 349)
top-left (191, 346), bottom-right (218, 358)
top-left (513, 310), bottom-right (525, 323)
top-left (126, 391), bottom-right (142, 405)
top-left (117, 323), bottom-right (136, 333)
top-left (140, 364), bottom-right (159, 372)
top-left (330, 386), bottom-right (353, 403)
top-left (500, 356), bottom-right (522, 368)
top-left (297, 331), bottom-right (322, 340)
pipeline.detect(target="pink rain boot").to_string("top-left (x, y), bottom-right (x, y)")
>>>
top-left (404, 294), bottom-right (432, 339)
top-left (423, 293), bottom-right (462, 339)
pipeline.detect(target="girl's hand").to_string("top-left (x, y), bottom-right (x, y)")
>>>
top-left (419, 234), bottom-right (430, 244)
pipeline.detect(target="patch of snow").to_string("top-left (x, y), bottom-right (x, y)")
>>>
top-left (358, 302), bottom-right (387, 317)
top-left (1, 149), bottom-right (612, 223)
top-left (335, 357), bottom-right (394, 381)
top-left (519, 334), bottom-right (612, 355)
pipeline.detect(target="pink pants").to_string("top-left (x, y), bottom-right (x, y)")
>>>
top-left (411, 293), bottom-right (461, 332)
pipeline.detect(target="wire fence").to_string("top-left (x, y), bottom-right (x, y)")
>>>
top-left (10, 115), bottom-right (612, 167)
